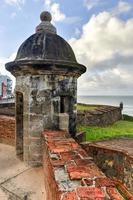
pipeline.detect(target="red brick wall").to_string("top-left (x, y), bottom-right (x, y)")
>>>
top-left (0, 115), bottom-right (15, 145)
top-left (43, 130), bottom-right (130, 200)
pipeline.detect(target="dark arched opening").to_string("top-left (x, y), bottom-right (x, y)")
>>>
top-left (16, 92), bottom-right (23, 159)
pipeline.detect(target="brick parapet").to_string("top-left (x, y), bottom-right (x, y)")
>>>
top-left (0, 115), bottom-right (15, 145)
top-left (82, 142), bottom-right (133, 195)
top-left (43, 130), bottom-right (131, 200)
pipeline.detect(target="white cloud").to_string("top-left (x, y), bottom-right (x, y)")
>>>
top-left (45, 0), bottom-right (51, 7)
top-left (117, 1), bottom-right (132, 13)
top-left (69, 11), bottom-right (133, 95)
top-left (5, 0), bottom-right (25, 9)
top-left (112, 1), bottom-right (132, 16)
top-left (84, 0), bottom-right (100, 10)
top-left (50, 3), bottom-right (66, 22)
top-left (44, 0), bottom-right (81, 24)
top-left (44, 0), bottom-right (66, 22)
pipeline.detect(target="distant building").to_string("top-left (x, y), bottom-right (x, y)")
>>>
top-left (0, 75), bottom-right (12, 99)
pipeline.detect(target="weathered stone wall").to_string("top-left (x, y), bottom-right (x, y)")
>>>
top-left (83, 143), bottom-right (133, 194)
top-left (43, 130), bottom-right (131, 200)
top-left (15, 74), bottom-right (77, 166)
top-left (0, 115), bottom-right (15, 145)
top-left (77, 105), bottom-right (122, 126)
top-left (0, 103), bottom-right (15, 116)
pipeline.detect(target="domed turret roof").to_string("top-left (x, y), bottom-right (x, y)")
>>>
top-left (6, 11), bottom-right (86, 76)
top-left (15, 32), bottom-right (77, 64)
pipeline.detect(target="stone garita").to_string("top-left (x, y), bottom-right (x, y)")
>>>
top-left (5, 11), bottom-right (86, 166)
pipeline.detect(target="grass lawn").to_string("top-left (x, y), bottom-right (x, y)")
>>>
top-left (78, 120), bottom-right (133, 142)
top-left (77, 103), bottom-right (98, 111)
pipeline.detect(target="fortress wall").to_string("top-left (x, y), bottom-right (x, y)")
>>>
top-left (0, 102), bottom-right (122, 127)
top-left (0, 115), bottom-right (15, 145)
top-left (83, 142), bottom-right (133, 194)
top-left (77, 105), bottom-right (122, 126)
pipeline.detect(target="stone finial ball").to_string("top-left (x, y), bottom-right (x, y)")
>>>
top-left (40, 11), bottom-right (52, 22)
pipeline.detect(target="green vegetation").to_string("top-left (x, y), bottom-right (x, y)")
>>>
top-left (77, 103), bottom-right (98, 111)
top-left (78, 120), bottom-right (133, 142)
top-left (123, 114), bottom-right (133, 122)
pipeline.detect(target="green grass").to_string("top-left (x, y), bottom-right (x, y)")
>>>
top-left (123, 114), bottom-right (133, 122)
top-left (77, 103), bottom-right (98, 111)
top-left (78, 120), bottom-right (133, 142)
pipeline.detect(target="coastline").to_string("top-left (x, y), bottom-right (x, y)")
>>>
top-left (78, 95), bottom-right (133, 117)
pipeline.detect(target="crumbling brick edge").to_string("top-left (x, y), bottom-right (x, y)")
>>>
top-left (43, 130), bottom-right (133, 200)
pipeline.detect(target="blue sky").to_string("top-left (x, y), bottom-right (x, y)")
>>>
top-left (0, 0), bottom-right (133, 95)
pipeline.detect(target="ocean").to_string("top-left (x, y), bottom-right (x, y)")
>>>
top-left (77, 96), bottom-right (133, 117)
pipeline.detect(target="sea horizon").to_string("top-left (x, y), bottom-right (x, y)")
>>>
top-left (77, 95), bottom-right (133, 117)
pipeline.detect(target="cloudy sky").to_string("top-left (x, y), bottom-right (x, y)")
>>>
top-left (0, 0), bottom-right (133, 95)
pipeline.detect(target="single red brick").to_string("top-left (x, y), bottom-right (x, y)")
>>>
top-left (62, 191), bottom-right (78, 200)
top-left (60, 152), bottom-right (81, 162)
top-left (55, 140), bottom-right (79, 149)
top-left (67, 164), bottom-right (104, 180)
top-left (44, 130), bottom-right (66, 139)
top-left (77, 187), bottom-right (105, 199)
top-left (106, 187), bottom-right (123, 200)
top-left (70, 168), bottom-right (92, 179)
top-left (95, 178), bottom-right (115, 187)
top-left (52, 146), bottom-right (73, 153)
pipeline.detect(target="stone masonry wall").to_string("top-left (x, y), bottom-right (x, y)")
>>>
top-left (0, 115), bottom-right (15, 145)
top-left (77, 105), bottom-right (122, 126)
top-left (43, 130), bottom-right (132, 200)
top-left (15, 74), bottom-right (77, 166)
top-left (83, 143), bottom-right (133, 194)
top-left (0, 103), bottom-right (15, 116)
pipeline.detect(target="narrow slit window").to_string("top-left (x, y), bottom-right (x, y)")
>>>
top-left (60, 96), bottom-right (65, 113)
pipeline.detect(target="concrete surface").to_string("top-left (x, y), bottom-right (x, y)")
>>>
top-left (0, 143), bottom-right (46, 200)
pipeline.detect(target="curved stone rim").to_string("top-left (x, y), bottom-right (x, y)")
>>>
top-left (5, 59), bottom-right (86, 75)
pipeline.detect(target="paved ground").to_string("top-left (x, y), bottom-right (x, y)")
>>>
top-left (0, 143), bottom-right (46, 200)
top-left (95, 138), bottom-right (133, 156)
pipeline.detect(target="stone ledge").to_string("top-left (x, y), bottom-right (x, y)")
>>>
top-left (77, 104), bottom-right (122, 127)
top-left (83, 142), bottom-right (133, 160)
top-left (43, 130), bottom-right (131, 200)
top-left (82, 141), bottom-right (133, 195)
